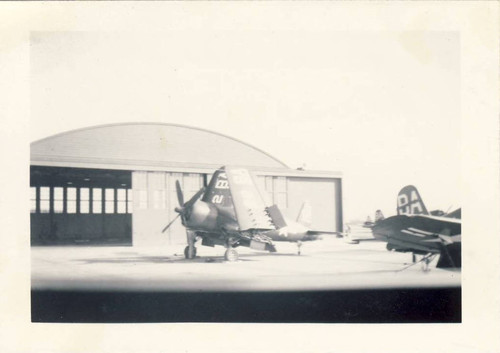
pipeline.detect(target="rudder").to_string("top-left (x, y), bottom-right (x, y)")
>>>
top-left (397, 185), bottom-right (428, 216)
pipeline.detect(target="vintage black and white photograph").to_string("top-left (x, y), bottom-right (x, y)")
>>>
top-left (1, 1), bottom-right (499, 353)
top-left (28, 27), bottom-right (465, 323)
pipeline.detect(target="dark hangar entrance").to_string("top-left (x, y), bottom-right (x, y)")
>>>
top-left (30, 166), bottom-right (132, 246)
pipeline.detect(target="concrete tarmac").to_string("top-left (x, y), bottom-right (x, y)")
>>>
top-left (32, 234), bottom-right (460, 292)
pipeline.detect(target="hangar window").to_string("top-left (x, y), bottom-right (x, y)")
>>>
top-left (185, 174), bottom-right (202, 196)
top-left (127, 189), bottom-right (133, 213)
top-left (53, 187), bottom-right (64, 213)
top-left (138, 190), bottom-right (148, 209)
top-left (274, 177), bottom-right (288, 209)
top-left (133, 172), bottom-right (147, 189)
top-left (67, 187), bottom-right (77, 214)
top-left (148, 172), bottom-right (165, 190)
top-left (265, 176), bottom-right (273, 191)
top-left (80, 188), bottom-right (89, 213)
top-left (105, 188), bottom-right (115, 214)
top-left (117, 189), bottom-right (127, 214)
top-left (30, 187), bottom-right (37, 213)
top-left (92, 188), bottom-right (102, 213)
top-left (153, 190), bottom-right (165, 209)
top-left (40, 187), bottom-right (50, 213)
top-left (264, 176), bottom-right (274, 203)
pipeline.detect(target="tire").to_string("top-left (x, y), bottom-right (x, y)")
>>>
top-left (184, 246), bottom-right (197, 259)
top-left (224, 248), bottom-right (239, 262)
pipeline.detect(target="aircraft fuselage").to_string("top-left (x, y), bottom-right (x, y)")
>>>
top-left (184, 200), bottom-right (239, 234)
top-left (265, 219), bottom-right (319, 242)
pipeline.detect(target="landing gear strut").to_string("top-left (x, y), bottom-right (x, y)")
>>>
top-left (421, 256), bottom-right (432, 272)
top-left (398, 253), bottom-right (437, 272)
top-left (184, 230), bottom-right (197, 259)
top-left (297, 241), bottom-right (302, 255)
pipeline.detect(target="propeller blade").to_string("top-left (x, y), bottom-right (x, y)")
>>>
top-left (161, 213), bottom-right (181, 233)
top-left (167, 184), bottom-right (205, 230)
top-left (184, 186), bottom-right (206, 208)
top-left (175, 180), bottom-right (184, 206)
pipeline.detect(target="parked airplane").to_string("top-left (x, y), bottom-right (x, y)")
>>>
top-left (361, 210), bottom-right (385, 229)
top-left (162, 166), bottom-right (335, 261)
top-left (371, 185), bottom-right (461, 270)
top-left (362, 216), bottom-right (375, 228)
top-left (264, 201), bottom-right (340, 254)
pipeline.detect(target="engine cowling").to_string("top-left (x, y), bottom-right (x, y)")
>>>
top-left (185, 201), bottom-right (218, 231)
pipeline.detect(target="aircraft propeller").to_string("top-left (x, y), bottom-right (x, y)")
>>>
top-left (161, 180), bottom-right (205, 233)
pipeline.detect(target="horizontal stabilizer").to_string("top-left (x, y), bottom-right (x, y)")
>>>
top-left (447, 208), bottom-right (461, 219)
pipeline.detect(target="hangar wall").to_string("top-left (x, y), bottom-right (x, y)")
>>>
top-left (131, 170), bottom-right (341, 246)
top-left (286, 177), bottom-right (337, 231)
top-left (132, 171), bottom-right (205, 246)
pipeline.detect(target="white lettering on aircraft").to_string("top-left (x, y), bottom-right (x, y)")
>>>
top-left (398, 191), bottom-right (424, 215)
top-left (411, 203), bottom-right (424, 215)
top-left (398, 194), bottom-right (409, 214)
top-left (215, 180), bottom-right (229, 189)
top-left (212, 195), bottom-right (224, 204)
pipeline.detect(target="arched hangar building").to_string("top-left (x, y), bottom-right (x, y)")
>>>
top-left (30, 123), bottom-right (343, 246)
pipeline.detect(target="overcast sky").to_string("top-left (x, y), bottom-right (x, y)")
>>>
top-left (30, 30), bottom-right (461, 221)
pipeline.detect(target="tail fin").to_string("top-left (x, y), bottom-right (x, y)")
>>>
top-left (397, 185), bottom-right (428, 215)
top-left (202, 167), bottom-right (235, 210)
top-left (296, 201), bottom-right (312, 228)
top-left (375, 209), bottom-right (385, 222)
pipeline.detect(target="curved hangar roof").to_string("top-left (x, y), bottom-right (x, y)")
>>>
top-left (31, 123), bottom-right (288, 171)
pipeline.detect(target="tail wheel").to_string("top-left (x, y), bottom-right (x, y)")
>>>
top-left (224, 248), bottom-right (239, 262)
top-left (184, 246), bottom-right (197, 259)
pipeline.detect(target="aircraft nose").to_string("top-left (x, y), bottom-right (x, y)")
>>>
top-left (186, 201), bottom-right (215, 229)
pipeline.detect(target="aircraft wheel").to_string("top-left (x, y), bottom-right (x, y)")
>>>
top-left (224, 248), bottom-right (239, 262)
top-left (184, 246), bottom-right (197, 259)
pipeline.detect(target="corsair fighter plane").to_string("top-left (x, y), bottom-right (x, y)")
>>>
top-left (162, 166), bottom-right (283, 261)
top-left (162, 166), bottom-right (334, 261)
top-left (371, 185), bottom-right (461, 270)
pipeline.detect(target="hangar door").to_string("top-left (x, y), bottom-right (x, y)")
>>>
top-left (286, 177), bottom-right (338, 232)
top-left (30, 166), bottom-right (132, 245)
top-left (132, 171), bottom-right (204, 246)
